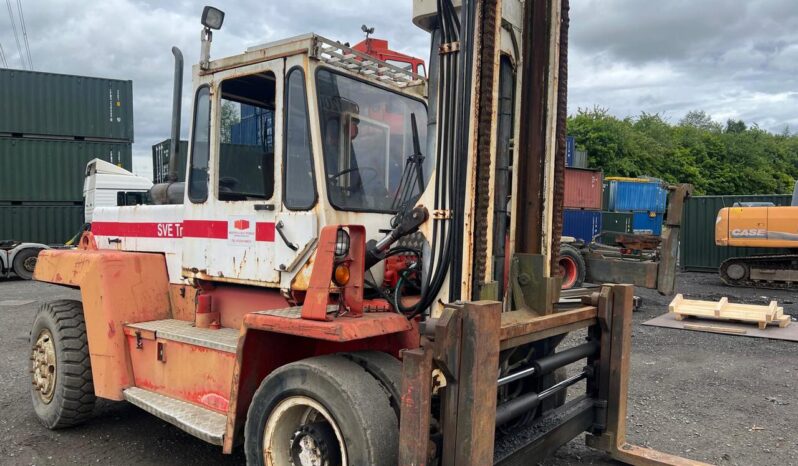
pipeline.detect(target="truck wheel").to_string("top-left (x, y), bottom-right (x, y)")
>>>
top-left (244, 354), bottom-right (398, 466)
top-left (558, 244), bottom-right (586, 289)
top-left (342, 351), bottom-right (402, 419)
top-left (30, 300), bottom-right (96, 429)
top-left (13, 247), bottom-right (42, 280)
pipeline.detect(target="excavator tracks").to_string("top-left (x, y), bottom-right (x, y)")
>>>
top-left (719, 254), bottom-right (798, 290)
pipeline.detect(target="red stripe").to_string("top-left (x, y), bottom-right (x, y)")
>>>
top-left (92, 220), bottom-right (277, 242)
top-left (256, 222), bottom-right (276, 242)
top-left (92, 222), bottom-right (183, 238)
top-left (183, 220), bottom-right (228, 239)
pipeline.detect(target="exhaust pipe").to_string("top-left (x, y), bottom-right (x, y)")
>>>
top-left (150, 47), bottom-right (185, 205)
top-left (168, 46), bottom-right (183, 182)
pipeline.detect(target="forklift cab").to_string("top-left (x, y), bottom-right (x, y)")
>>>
top-left (180, 35), bottom-right (430, 291)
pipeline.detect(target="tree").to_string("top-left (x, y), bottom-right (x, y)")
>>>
top-left (221, 101), bottom-right (240, 143)
top-left (568, 110), bottom-right (798, 195)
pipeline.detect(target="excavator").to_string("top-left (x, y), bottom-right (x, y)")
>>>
top-left (27, 1), bottom-right (706, 465)
top-left (715, 180), bottom-right (798, 289)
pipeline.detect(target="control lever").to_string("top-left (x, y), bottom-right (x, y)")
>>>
top-left (365, 206), bottom-right (428, 269)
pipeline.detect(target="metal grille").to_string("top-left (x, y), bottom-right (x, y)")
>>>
top-left (311, 36), bottom-right (425, 89)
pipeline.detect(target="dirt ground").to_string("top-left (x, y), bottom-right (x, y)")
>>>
top-left (1, 272), bottom-right (796, 465)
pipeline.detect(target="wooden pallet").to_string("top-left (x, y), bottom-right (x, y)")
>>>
top-left (669, 294), bottom-right (791, 329)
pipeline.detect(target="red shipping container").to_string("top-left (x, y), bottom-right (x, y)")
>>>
top-left (563, 168), bottom-right (603, 209)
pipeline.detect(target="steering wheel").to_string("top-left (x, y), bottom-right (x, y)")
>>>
top-left (328, 167), bottom-right (380, 188)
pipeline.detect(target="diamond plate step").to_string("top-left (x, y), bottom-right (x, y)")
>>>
top-left (125, 319), bottom-right (239, 353)
top-left (123, 387), bottom-right (227, 445)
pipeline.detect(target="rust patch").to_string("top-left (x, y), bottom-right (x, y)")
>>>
top-left (107, 321), bottom-right (116, 338)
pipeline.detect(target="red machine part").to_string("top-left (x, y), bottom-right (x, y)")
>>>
top-left (352, 38), bottom-right (426, 75)
top-left (382, 254), bottom-right (418, 289)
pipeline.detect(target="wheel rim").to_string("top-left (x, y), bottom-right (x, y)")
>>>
top-left (726, 263), bottom-right (747, 280)
top-left (23, 255), bottom-right (38, 272)
top-left (32, 329), bottom-right (57, 404)
top-left (263, 396), bottom-right (346, 466)
top-left (559, 256), bottom-right (578, 289)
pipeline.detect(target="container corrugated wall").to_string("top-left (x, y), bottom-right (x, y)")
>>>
top-left (680, 195), bottom-right (793, 272)
top-left (606, 179), bottom-right (667, 213)
top-left (601, 212), bottom-right (633, 233)
top-left (563, 209), bottom-right (602, 242)
top-left (0, 138), bottom-right (132, 202)
top-left (0, 205), bottom-right (84, 244)
top-left (0, 69), bottom-right (134, 141)
top-left (631, 212), bottom-right (663, 235)
top-left (565, 136), bottom-right (575, 166)
top-left (152, 139), bottom-right (188, 183)
top-left (564, 168), bottom-right (603, 209)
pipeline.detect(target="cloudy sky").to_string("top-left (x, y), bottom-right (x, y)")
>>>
top-left (1, 0), bottom-right (796, 178)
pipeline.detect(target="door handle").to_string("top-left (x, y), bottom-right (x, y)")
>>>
top-left (275, 221), bottom-right (298, 251)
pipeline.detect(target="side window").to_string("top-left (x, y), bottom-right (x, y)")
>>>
top-left (188, 86), bottom-right (211, 203)
top-left (218, 72), bottom-right (276, 201)
top-left (284, 67), bottom-right (316, 210)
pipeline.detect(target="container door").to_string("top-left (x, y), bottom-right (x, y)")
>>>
top-left (182, 59), bottom-right (284, 285)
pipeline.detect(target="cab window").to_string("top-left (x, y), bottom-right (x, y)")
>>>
top-left (218, 72), bottom-right (276, 201)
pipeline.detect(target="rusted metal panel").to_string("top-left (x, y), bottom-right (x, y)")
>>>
top-left (452, 301), bottom-right (501, 465)
top-left (586, 256), bottom-right (658, 289)
top-left (33, 248), bottom-right (172, 400)
top-left (124, 332), bottom-right (236, 413)
top-left (398, 347), bottom-right (434, 466)
top-left (243, 311), bottom-right (412, 342)
top-left (564, 168), bottom-right (602, 209)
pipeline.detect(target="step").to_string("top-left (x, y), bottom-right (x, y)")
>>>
top-left (123, 387), bottom-right (227, 445)
top-left (125, 319), bottom-right (239, 353)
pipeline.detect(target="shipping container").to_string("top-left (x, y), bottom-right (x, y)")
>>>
top-left (572, 149), bottom-right (588, 169)
top-left (0, 69), bottom-right (134, 141)
top-left (0, 138), bottom-right (132, 202)
top-left (601, 211), bottom-right (633, 233)
top-left (605, 178), bottom-right (667, 213)
top-left (152, 139), bottom-right (189, 183)
top-left (563, 209), bottom-right (602, 242)
top-left (563, 168), bottom-right (602, 209)
top-left (0, 205), bottom-right (84, 244)
top-left (631, 211), bottom-right (663, 236)
top-left (680, 195), bottom-right (793, 272)
top-left (231, 105), bottom-right (275, 149)
top-left (565, 135), bottom-right (575, 166)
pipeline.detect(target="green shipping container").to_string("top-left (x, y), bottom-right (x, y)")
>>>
top-left (0, 69), bottom-right (134, 141)
top-left (680, 195), bottom-right (793, 272)
top-left (152, 139), bottom-right (189, 183)
top-left (601, 211), bottom-right (633, 233)
top-left (0, 138), bottom-right (132, 202)
top-left (0, 205), bottom-right (84, 244)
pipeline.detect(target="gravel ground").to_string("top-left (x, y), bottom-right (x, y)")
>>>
top-left (1, 272), bottom-right (796, 465)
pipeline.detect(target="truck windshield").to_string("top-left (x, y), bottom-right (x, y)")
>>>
top-left (316, 69), bottom-right (429, 213)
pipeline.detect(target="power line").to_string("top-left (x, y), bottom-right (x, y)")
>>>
top-left (4, 0), bottom-right (24, 69)
top-left (0, 42), bottom-right (7, 67)
top-left (15, 0), bottom-right (31, 69)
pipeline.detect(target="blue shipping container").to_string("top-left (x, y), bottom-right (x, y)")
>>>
top-left (607, 179), bottom-right (668, 213)
top-left (632, 212), bottom-right (663, 236)
top-left (565, 135), bottom-right (575, 167)
top-left (563, 209), bottom-right (602, 242)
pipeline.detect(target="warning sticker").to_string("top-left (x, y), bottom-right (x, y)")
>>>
top-left (228, 216), bottom-right (256, 248)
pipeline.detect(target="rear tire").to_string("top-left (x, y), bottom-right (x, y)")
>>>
top-left (558, 244), bottom-right (586, 289)
top-left (13, 247), bottom-right (42, 280)
top-left (30, 300), bottom-right (96, 429)
top-left (244, 354), bottom-right (398, 466)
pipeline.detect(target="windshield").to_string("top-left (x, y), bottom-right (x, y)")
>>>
top-left (316, 69), bottom-right (429, 213)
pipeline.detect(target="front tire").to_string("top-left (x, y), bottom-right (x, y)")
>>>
top-left (244, 354), bottom-right (399, 466)
top-left (30, 300), bottom-right (96, 429)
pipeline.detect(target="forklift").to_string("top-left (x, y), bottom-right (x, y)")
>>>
top-left (29, 1), bottom-right (707, 464)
